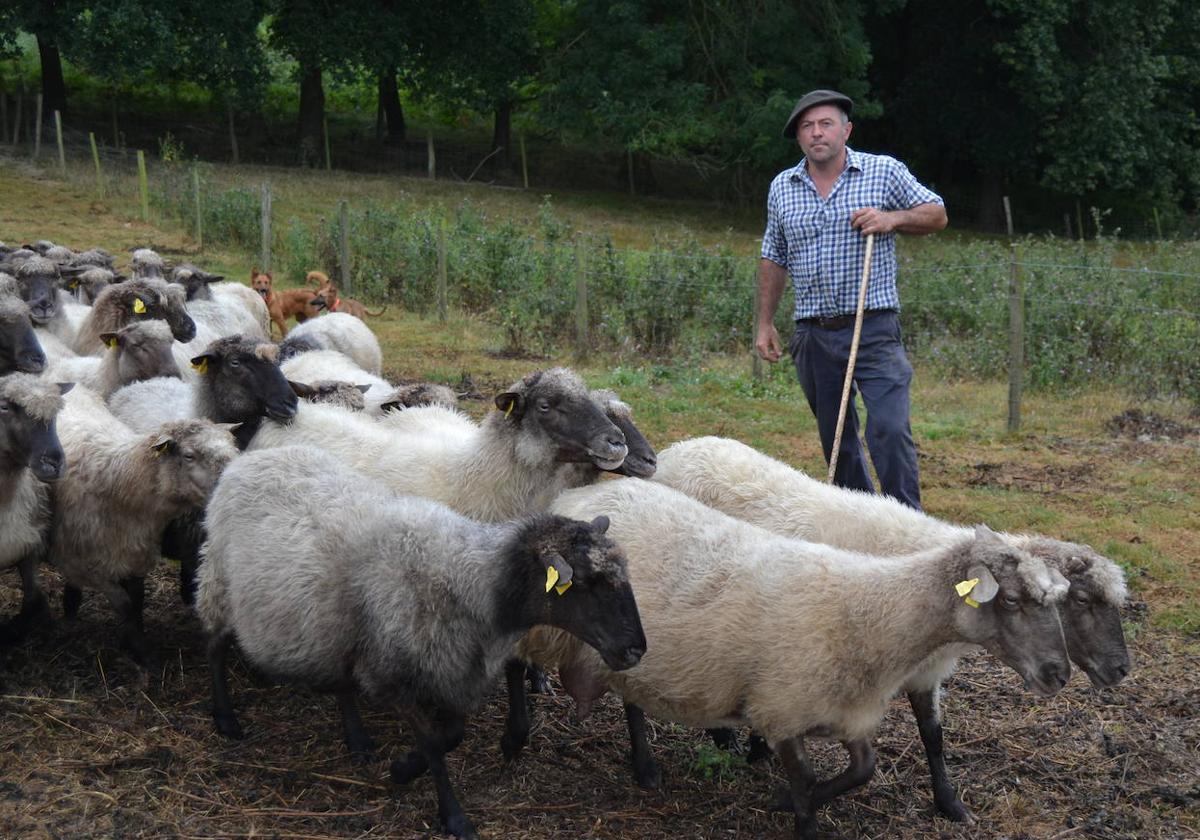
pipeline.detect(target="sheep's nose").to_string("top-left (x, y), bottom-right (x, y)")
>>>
top-left (1039, 661), bottom-right (1069, 692)
top-left (17, 351), bottom-right (47, 373)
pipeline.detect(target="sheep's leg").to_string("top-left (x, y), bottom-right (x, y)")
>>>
top-left (116, 576), bottom-right (152, 665)
top-left (525, 663), bottom-right (552, 695)
top-left (500, 658), bottom-right (531, 761)
top-left (776, 736), bottom-right (819, 840)
top-left (707, 727), bottom-right (741, 753)
top-left (747, 732), bottom-right (772, 763)
top-left (62, 583), bottom-right (83, 619)
top-left (407, 705), bottom-right (476, 840)
top-left (908, 688), bottom-right (974, 823)
top-left (775, 739), bottom-right (876, 811)
top-left (0, 552), bottom-right (50, 643)
top-left (389, 750), bottom-right (429, 784)
top-left (624, 703), bottom-right (662, 789)
top-left (336, 689), bottom-right (376, 764)
top-left (208, 631), bottom-right (244, 739)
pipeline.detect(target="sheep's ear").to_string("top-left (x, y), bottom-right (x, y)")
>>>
top-left (495, 391), bottom-right (524, 419)
top-left (973, 523), bottom-right (1003, 545)
top-left (355, 384), bottom-right (372, 394)
top-left (591, 515), bottom-right (610, 534)
top-left (960, 564), bottom-right (999, 605)
top-left (543, 551), bottom-right (574, 595)
top-left (152, 436), bottom-right (176, 456)
top-left (99, 332), bottom-right (119, 349)
top-left (203, 274), bottom-right (224, 284)
top-left (380, 400), bottom-right (402, 413)
top-left (57, 382), bottom-right (74, 396)
top-left (190, 353), bottom-right (215, 374)
top-left (288, 380), bottom-right (315, 398)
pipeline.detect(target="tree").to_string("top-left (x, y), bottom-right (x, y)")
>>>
top-left (3, 1), bottom-right (85, 116)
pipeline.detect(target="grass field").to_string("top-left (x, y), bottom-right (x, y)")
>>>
top-left (1, 152), bottom-right (1198, 839)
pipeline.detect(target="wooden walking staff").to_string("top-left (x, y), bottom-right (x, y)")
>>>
top-left (827, 232), bottom-right (875, 484)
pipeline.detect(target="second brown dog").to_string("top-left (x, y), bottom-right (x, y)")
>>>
top-left (307, 271), bottom-right (387, 321)
top-left (252, 269), bottom-right (323, 337)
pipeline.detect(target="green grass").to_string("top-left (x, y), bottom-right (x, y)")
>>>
top-left (3, 155), bottom-right (1198, 632)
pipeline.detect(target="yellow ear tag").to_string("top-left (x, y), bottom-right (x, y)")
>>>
top-left (554, 580), bottom-right (572, 596)
top-left (191, 358), bottom-right (208, 374)
top-left (505, 402), bottom-right (514, 419)
top-left (545, 565), bottom-right (559, 593)
top-left (132, 298), bottom-right (146, 314)
top-left (104, 337), bottom-right (118, 350)
top-left (955, 578), bottom-right (981, 608)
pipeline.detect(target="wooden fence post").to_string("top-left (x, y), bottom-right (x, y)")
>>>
top-left (436, 220), bottom-right (448, 322)
top-left (227, 100), bottom-right (239, 165)
top-left (427, 132), bottom-right (436, 180)
top-left (338, 200), bottom-right (351, 296)
top-left (1003, 196), bottom-right (1023, 433)
top-left (575, 241), bottom-right (589, 360)
top-left (1152, 207), bottom-right (1164, 241)
top-left (89, 132), bottom-right (103, 198)
top-left (193, 166), bottom-right (203, 250)
top-left (520, 132), bottom-right (529, 189)
top-left (324, 115), bottom-right (332, 172)
top-left (627, 148), bottom-right (635, 195)
top-left (32, 93), bottom-right (43, 159)
top-left (137, 150), bottom-right (149, 221)
top-left (1075, 201), bottom-right (1084, 241)
top-left (11, 91), bottom-right (21, 147)
top-left (54, 110), bottom-right (65, 175)
top-left (260, 182), bottom-right (273, 271)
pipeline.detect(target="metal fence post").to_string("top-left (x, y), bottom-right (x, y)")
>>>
top-left (338, 200), bottom-right (351, 296)
top-left (89, 132), bottom-right (103, 198)
top-left (1004, 196), bottom-right (1023, 433)
top-left (575, 241), bottom-right (589, 360)
top-left (54, 110), bottom-right (65, 175)
top-left (260, 182), bottom-right (272, 272)
top-left (137, 150), bottom-right (149, 220)
top-left (436, 220), bottom-right (448, 322)
top-left (193, 166), bottom-right (203, 250)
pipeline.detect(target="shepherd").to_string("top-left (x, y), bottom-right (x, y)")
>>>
top-left (754, 89), bottom-right (947, 510)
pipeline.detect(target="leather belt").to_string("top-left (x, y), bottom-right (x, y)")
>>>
top-left (799, 309), bottom-right (894, 330)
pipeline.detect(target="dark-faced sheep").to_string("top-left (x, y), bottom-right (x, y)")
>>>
top-left (72, 277), bottom-right (196, 355)
top-left (0, 275), bottom-right (46, 375)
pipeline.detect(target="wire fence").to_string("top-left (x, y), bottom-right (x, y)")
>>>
top-left (7, 127), bottom-right (1200, 415)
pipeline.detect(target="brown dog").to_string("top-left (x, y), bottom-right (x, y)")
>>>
top-left (307, 271), bottom-right (387, 321)
top-left (252, 269), bottom-right (323, 338)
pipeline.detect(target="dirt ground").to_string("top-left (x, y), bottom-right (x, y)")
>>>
top-left (0, 418), bottom-right (1197, 840)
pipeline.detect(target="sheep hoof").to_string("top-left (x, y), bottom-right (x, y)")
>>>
top-left (499, 730), bottom-right (528, 762)
top-left (632, 758), bottom-right (662, 790)
top-left (347, 745), bottom-right (377, 766)
top-left (213, 713), bottom-right (244, 740)
top-left (936, 797), bottom-right (975, 824)
top-left (440, 812), bottom-right (478, 840)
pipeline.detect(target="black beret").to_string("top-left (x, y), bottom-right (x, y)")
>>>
top-left (782, 89), bottom-right (854, 139)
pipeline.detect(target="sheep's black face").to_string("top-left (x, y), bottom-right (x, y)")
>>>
top-left (195, 344), bottom-right (298, 425)
top-left (0, 309), bottom-right (46, 375)
top-left (18, 272), bottom-right (61, 325)
top-left (535, 516), bottom-right (647, 672)
top-left (498, 371), bottom-right (628, 470)
top-left (1062, 576), bottom-right (1130, 688)
top-left (0, 400), bottom-right (65, 482)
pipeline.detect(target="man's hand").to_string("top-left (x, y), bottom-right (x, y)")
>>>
top-left (849, 207), bottom-right (896, 235)
top-left (756, 323), bottom-right (783, 363)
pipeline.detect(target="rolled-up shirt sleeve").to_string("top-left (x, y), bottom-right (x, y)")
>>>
top-left (885, 159), bottom-right (944, 211)
top-left (760, 185), bottom-right (789, 267)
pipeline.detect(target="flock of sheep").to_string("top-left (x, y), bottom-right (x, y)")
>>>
top-left (0, 239), bottom-right (1131, 840)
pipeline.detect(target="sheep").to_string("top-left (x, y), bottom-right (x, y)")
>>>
top-left (279, 349), bottom-right (395, 414)
top-left (0, 275), bottom-right (46, 375)
top-left (277, 331), bottom-right (323, 362)
top-left (197, 445), bottom-right (646, 839)
top-left (171, 265), bottom-right (272, 340)
top-left (60, 265), bottom-right (119, 304)
top-left (69, 248), bottom-right (117, 271)
top-left (71, 277), bottom-right (196, 355)
top-left (46, 320), bottom-right (180, 397)
top-left (0, 374), bottom-right (69, 642)
top-left (652, 436), bottom-right (1129, 818)
top-left (130, 248), bottom-right (167, 280)
top-left (379, 381), bottom-right (460, 413)
top-left (290, 379), bottom-right (371, 411)
top-left (49, 385), bottom-right (238, 661)
top-left (513, 479), bottom-right (1069, 838)
top-left (282, 311), bottom-right (383, 375)
top-left (13, 257), bottom-right (67, 335)
top-left (246, 367), bottom-right (629, 523)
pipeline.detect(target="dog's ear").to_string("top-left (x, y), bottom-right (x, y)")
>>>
top-left (251, 267), bottom-right (259, 280)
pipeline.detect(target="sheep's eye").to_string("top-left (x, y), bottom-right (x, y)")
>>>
top-left (228, 358), bottom-right (241, 368)
top-left (0, 400), bottom-right (11, 413)
top-left (183, 452), bottom-right (196, 462)
top-left (1001, 594), bottom-right (1020, 609)
top-left (1073, 591), bottom-right (1091, 605)
top-left (538, 400), bottom-right (551, 412)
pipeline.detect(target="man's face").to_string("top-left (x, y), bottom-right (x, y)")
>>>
top-left (797, 104), bottom-right (851, 165)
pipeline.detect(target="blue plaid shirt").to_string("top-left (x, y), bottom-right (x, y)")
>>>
top-left (761, 147), bottom-right (943, 320)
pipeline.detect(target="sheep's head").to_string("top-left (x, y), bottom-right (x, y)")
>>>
top-left (1022, 536), bottom-right (1130, 688)
top-left (131, 248), bottom-right (167, 280)
top-left (494, 368), bottom-right (627, 471)
top-left (100, 320), bottom-right (181, 387)
top-left (170, 264), bottom-right (224, 301)
top-left (0, 285), bottom-right (46, 375)
top-left (148, 419), bottom-right (239, 508)
top-left (592, 389), bottom-right (656, 478)
top-left (191, 335), bottom-right (298, 427)
top-left (0, 374), bottom-right (71, 482)
top-left (951, 525), bottom-right (1071, 697)
top-left (513, 513), bottom-right (646, 673)
top-left (61, 265), bottom-right (118, 304)
top-left (290, 379), bottom-right (369, 412)
top-left (15, 256), bottom-right (62, 326)
top-left (380, 382), bottom-right (459, 413)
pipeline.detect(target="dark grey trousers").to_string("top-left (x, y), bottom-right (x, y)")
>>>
top-left (789, 311), bottom-right (922, 510)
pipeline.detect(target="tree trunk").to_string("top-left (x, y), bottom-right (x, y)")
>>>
top-left (36, 35), bottom-right (67, 118)
top-left (378, 68), bottom-right (405, 143)
top-left (297, 61), bottom-right (325, 168)
top-left (491, 100), bottom-right (512, 167)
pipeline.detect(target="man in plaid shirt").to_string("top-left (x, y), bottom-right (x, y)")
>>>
top-left (755, 89), bottom-right (947, 510)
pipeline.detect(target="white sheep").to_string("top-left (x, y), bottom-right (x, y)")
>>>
top-left (280, 349), bottom-right (394, 414)
top-left (283, 312), bottom-right (383, 374)
top-left (652, 436), bottom-right (1129, 819)
top-left (515, 479), bottom-right (1070, 837)
top-left (50, 385), bottom-right (238, 661)
top-left (246, 367), bottom-right (628, 523)
top-left (197, 445), bottom-right (646, 840)
top-left (0, 374), bottom-right (68, 642)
